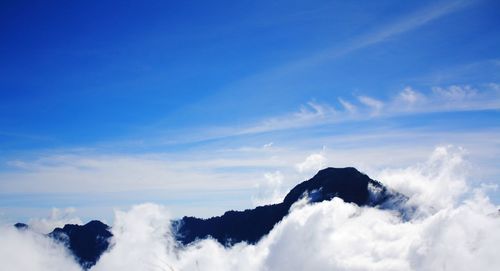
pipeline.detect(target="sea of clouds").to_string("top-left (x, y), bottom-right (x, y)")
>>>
top-left (1, 146), bottom-right (499, 271)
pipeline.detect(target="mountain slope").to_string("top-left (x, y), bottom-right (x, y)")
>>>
top-left (15, 167), bottom-right (405, 269)
top-left (49, 220), bottom-right (112, 269)
top-left (173, 167), bottom-right (405, 245)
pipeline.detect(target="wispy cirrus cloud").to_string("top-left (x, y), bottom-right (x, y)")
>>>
top-left (1, 126), bottom-right (500, 220)
top-left (88, 82), bottom-right (500, 151)
top-left (396, 87), bottom-right (426, 105)
top-left (432, 85), bottom-right (478, 100)
top-left (338, 98), bottom-right (357, 114)
top-left (2, 128), bottom-right (499, 196)
top-left (286, 0), bottom-right (474, 71)
top-left (205, 0), bottom-right (475, 109)
top-left (236, 101), bottom-right (336, 135)
top-left (217, 83), bottom-right (500, 138)
top-left (358, 96), bottom-right (384, 115)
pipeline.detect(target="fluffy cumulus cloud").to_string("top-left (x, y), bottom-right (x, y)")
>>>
top-left (295, 148), bottom-right (328, 173)
top-left (1, 146), bottom-right (500, 270)
top-left (91, 204), bottom-right (174, 271)
top-left (252, 171), bottom-right (286, 206)
top-left (377, 145), bottom-right (469, 215)
top-left (0, 226), bottom-right (82, 271)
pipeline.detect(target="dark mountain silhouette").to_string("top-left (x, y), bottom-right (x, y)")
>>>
top-left (48, 220), bottom-right (113, 269)
top-left (173, 167), bottom-right (405, 245)
top-left (13, 220), bottom-right (112, 269)
top-left (13, 167), bottom-right (406, 269)
top-left (14, 222), bottom-right (29, 230)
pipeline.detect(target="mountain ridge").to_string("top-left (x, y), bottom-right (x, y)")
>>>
top-left (14, 167), bottom-right (406, 269)
top-left (49, 220), bottom-right (112, 269)
top-left (173, 167), bottom-right (404, 246)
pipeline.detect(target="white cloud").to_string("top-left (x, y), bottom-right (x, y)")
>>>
top-left (0, 153), bottom-right (279, 194)
top-left (343, 0), bottom-right (473, 53)
top-left (2, 146), bottom-right (500, 270)
top-left (238, 101), bottom-right (337, 135)
top-left (338, 98), bottom-right (357, 113)
top-left (263, 142), bottom-right (274, 149)
top-left (303, 101), bottom-right (335, 117)
top-left (237, 83), bottom-right (500, 136)
top-left (388, 84), bottom-right (500, 114)
top-left (1, 127), bottom-right (499, 202)
top-left (295, 149), bottom-right (327, 173)
top-left (91, 204), bottom-right (174, 271)
top-left (397, 86), bottom-right (425, 105)
top-left (154, 83), bottom-right (500, 145)
top-left (28, 208), bottom-right (82, 234)
top-left (432, 85), bottom-right (478, 100)
top-left (252, 171), bottom-right (285, 206)
top-left (0, 226), bottom-right (82, 271)
top-left (377, 145), bottom-right (469, 215)
top-left (358, 95), bottom-right (384, 114)
top-left (488, 82), bottom-right (500, 92)
top-left (278, 0), bottom-right (473, 72)
top-left (92, 147), bottom-right (500, 270)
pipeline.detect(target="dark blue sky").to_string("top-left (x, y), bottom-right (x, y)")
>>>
top-left (1, 0), bottom-right (499, 150)
top-left (0, 0), bottom-right (499, 221)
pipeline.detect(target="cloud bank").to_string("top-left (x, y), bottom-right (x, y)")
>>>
top-left (1, 146), bottom-right (499, 270)
top-left (0, 226), bottom-right (82, 271)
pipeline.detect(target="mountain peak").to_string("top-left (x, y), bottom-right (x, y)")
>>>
top-left (14, 222), bottom-right (28, 230)
top-left (49, 220), bottom-right (112, 269)
top-left (175, 167), bottom-right (402, 246)
top-left (317, 166), bottom-right (361, 174)
top-left (283, 166), bottom-right (385, 206)
top-left (24, 167), bottom-right (405, 269)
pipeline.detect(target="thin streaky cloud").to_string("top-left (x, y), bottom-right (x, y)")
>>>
top-left (199, 83), bottom-right (500, 140)
top-left (125, 0), bottom-right (476, 147)
top-left (358, 96), bottom-right (384, 114)
top-left (338, 98), bottom-right (357, 113)
top-left (141, 82), bottom-right (499, 147)
top-left (408, 58), bottom-right (500, 85)
top-left (249, 0), bottom-right (474, 77)
top-left (1, 129), bottom-right (499, 196)
top-left (196, 0), bottom-right (475, 108)
top-left (342, 0), bottom-right (473, 51)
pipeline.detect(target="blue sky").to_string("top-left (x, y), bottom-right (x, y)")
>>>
top-left (1, 0), bottom-right (499, 223)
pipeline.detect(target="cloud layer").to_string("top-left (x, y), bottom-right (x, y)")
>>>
top-left (0, 226), bottom-right (82, 271)
top-left (1, 146), bottom-right (499, 270)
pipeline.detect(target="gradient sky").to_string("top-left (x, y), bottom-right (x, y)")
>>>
top-left (1, 0), bottom-right (499, 223)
